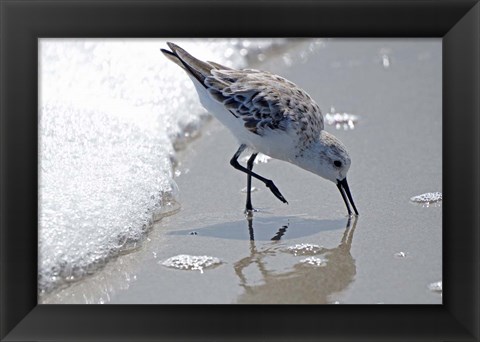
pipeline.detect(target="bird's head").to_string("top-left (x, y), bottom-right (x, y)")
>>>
top-left (304, 131), bottom-right (359, 216)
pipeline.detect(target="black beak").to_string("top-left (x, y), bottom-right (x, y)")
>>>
top-left (336, 178), bottom-right (359, 216)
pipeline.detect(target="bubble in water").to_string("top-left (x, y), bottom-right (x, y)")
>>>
top-left (410, 192), bottom-right (442, 205)
top-left (241, 186), bottom-right (258, 193)
top-left (428, 280), bottom-right (442, 293)
top-left (325, 110), bottom-right (359, 130)
top-left (161, 254), bottom-right (222, 273)
top-left (151, 193), bottom-right (181, 222)
top-left (242, 153), bottom-right (271, 164)
top-left (382, 54), bottom-right (390, 68)
top-left (394, 251), bottom-right (407, 258)
top-left (282, 53), bottom-right (293, 67)
top-left (287, 243), bottom-right (324, 256)
top-left (299, 256), bottom-right (327, 267)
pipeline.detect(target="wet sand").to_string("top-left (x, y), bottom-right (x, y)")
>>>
top-left (41, 39), bottom-right (442, 304)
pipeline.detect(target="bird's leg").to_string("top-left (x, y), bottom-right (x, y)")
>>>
top-left (230, 145), bottom-right (288, 204)
top-left (245, 153), bottom-right (258, 212)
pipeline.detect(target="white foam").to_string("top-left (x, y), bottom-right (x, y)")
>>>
top-left (410, 192), bottom-right (442, 203)
top-left (161, 254), bottom-right (222, 273)
top-left (428, 280), bottom-right (442, 293)
top-left (299, 256), bottom-right (327, 267)
top-left (287, 243), bottom-right (324, 256)
top-left (326, 107), bottom-right (359, 130)
top-left (241, 186), bottom-right (259, 193)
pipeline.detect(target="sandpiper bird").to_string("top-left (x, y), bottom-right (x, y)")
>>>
top-left (161, 42), bottom-right (358, 216)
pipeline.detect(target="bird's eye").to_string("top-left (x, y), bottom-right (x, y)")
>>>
top-left (334, 160), bottom-right (342, 168)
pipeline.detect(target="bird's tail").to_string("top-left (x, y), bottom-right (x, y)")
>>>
top-left (160, 48), bottom-right (186, 70)
top-left (161, 42), bottom-right (214, 84)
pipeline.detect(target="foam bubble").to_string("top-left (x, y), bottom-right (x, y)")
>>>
top-left (325, 109), bottom-right (359, 130)
top-left (410, 192), bottom-right (442, 204)
top-left (299, 256), bottom-right (327, 267)
top-left (428, 280), bottom-right (442, 293)
top-left (287, 243), bottom-right (324, 256)
top-left (161, 254), bottom-right (222, 273)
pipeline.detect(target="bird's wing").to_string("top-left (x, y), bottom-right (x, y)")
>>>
top-left (205, 69), bottom-right (324, 136)
top-left (207, 61), bottom-right (233, 70)
top-left (161, 43), bottom-right (324, 136)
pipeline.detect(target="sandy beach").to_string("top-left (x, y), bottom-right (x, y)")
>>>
top-left (41, 39), bottom-right (442, 304)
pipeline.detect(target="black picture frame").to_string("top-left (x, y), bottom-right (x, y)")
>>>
top-left (1, 0), bottom-right (479, 341)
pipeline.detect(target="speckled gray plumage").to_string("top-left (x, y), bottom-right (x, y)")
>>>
top-left (205, 69), bottom-right (324, 140)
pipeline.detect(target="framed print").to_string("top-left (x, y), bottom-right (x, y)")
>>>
top-left (1, 0), bottom-right (479, 341)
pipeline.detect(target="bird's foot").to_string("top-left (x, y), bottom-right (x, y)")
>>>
top-left (244, 209), bottom-right (258, 219)
top-left (265, 180), bottom-right (288, 204)
top-left (244, 202), bottom-right (259, 216)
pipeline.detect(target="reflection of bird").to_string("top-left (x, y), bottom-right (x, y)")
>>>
top-left (234, 216), bottom-right (358, 304)
top-left (162, 43), bottom-right (358, 215)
